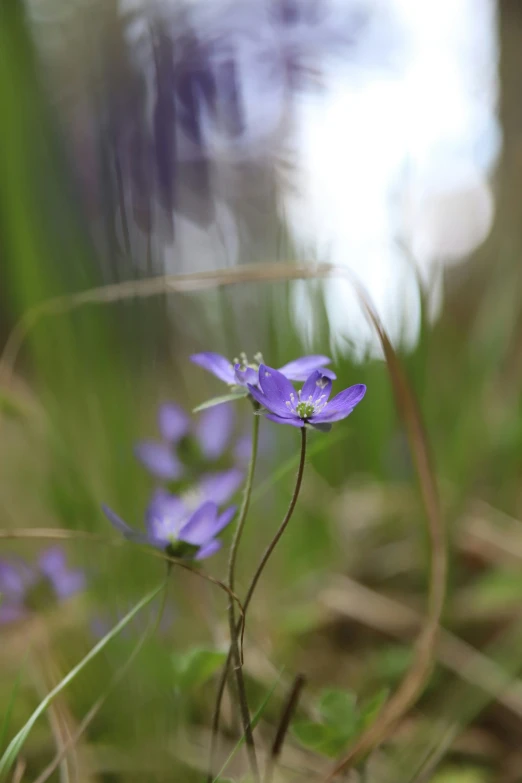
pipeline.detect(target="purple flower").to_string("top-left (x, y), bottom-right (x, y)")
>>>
top-left (135, 401), bottom-right (241, 481)
top-left (0, 549), bottom-right (85, 626)
top-left (190, 351), bottom-right (336, 390)
top-left (135, 403), bottom-right (189, 480)
top-left (247, 366), bottom-right (366, 430)
top-left (102, 490), bottom-right (236, 560)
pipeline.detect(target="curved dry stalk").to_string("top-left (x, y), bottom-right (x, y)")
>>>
top-left (0, 262), bottom-right (336, 389)
top-left (320, 291), bottom-right (446, 781)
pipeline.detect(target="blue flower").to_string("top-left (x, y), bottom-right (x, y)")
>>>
top-left (247, 366), bottom-right (366, 429)
top-left (102, 490), bottom-right (236, 560)
top-left (190, 351), bottom-right (336, 390)
top-left (0, 549), bottom-right (85, 626)
top-left (134, 403), bottom-right (189, 481)
top-left (135, 402), bottom-right (244, 498)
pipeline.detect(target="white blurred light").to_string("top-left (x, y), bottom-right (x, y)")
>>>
top-left (285, 0), bottom-right (500, 358)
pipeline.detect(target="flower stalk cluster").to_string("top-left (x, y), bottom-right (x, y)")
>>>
top-left (98, 348), bottom-right (365, 782)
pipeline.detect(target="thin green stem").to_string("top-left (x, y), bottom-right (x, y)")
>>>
top-left (208, 425), bottom-right (308, 783)
top-left (226, 409), bottom-right (261, 781)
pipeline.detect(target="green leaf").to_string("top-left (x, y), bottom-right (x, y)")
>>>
top-left (193, 392), bottom-right (248, 412)
top-left (291, 721), bottom-right (347, 758)
top-left (292, 720), bottom-right (331, 749)
top-left (359, 688), bottom-right (389, 731)
top-left (174, 648), bottom-right (227, 691)
top-left (0, 390), bottom-right (27, 421)
top-left (318, 688), bottom-right (358, 729)
top-left (0, 583), bottom-right (163, 781)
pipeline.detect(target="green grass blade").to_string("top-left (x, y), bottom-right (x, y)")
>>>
top-left (0, 583), bottom-right (163, 781)
top-left (0, 655), bottom-right (27, 754)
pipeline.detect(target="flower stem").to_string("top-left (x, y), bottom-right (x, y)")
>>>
top-left (225, 408), bottom-right (261, 781)
top-left (264, 673), bottom-right (306, 783)
top-left (208, 425), bottom-right (307, 783)
top-left (243, 426), bottom-right (307, 615)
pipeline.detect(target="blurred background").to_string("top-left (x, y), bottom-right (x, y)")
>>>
top-left (2, 0), bottom-right (522, 780)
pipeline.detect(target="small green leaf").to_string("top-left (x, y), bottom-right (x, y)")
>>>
top-left (318, 689), bottom-right (358, 728)
top-left (174, 648), bottom-right (227, 691)
top-left (292, 721), bottom-right (347, 758)
top-left (0, 391), bottom-right (27, 420)
top-left (359, 688), bottom-right (389, 730)
top-left (193, 392), bottom-right (248, 412)
top-left (292, 720), bottom-right (331, 749)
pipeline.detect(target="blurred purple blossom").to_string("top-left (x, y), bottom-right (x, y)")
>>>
top-left (97, 0), bottom-right (372, 237)
top-left (102, 488), bottom-right (236, 560)
top-left (135, 401), bottom-right (244, 481)
top-left (0, 548), bottom-right (85, 626)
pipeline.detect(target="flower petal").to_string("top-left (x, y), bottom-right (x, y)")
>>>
top-left (278, 355), bottom-right (334, 381)
top-left (158, 403), bottom-right (190, 442)
top-left (51, 569), bottom-right (86, 599)
top-left (246, 383), bottom-right (272, 410)
top-left (257, 365), bottom-right (296, 415)
top-left (191, 352), bottom-right (235, 384)
top-left (196, 403), bottom-right (235, 460)
top-left (102, 505), bottom-right (159, 547)
top-left (38, 548), bottom-right (86, 599)
top-left (311, 384), bottom-right (366, 423)
top-left (195, 539), bottom-right (222, 560)
top-left (179, 501), bottom-right (219, 546)
top-left (215, 504), bottom-right (237, 535)
top-left (300, 370), bottom-right (332, 404)
top-left (0, 560), bottom-right (31, 597)
top-left (234, 364), bottom-right (258, 387)
top-left (265, 413), bottom-right (304, 427)
top-left (199, 469), bottom-right (243, 505)
top-left (38, 547), bottom-right (66, 577)
top-left (0, 603), bottom-right (26, 625)
top-left (234, 432), bottom-right (252, 462)
top-left (134, 441), bottom-right (183, 480)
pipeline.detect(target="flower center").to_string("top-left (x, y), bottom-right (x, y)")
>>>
top-left (296, 400), bottom-right (315, 418)
top-left (232, 351), bottom-right (264, 373)
top-left (286, 387), bottom-right (328, 420)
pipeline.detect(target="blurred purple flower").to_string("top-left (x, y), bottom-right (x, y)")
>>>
top-left (135, 403), bottom-right (189, 480)
top-left (248, 366), bottom-right (366, 429)
top-left (135, 401), bottom-right (242, 481)
top-left (80, 0), bottom-right (373, 246)
top-left (102, 489), bottom-right (236, 560)
top-left (0, 548), bottom-right (85, 626)
top-left (190, 351), bottom-right (336, 390)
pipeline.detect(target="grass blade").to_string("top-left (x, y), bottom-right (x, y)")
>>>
top-left (0, 583), bottom-right (163, 781)
top-left (0, 656), bottom-right (27, 754)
